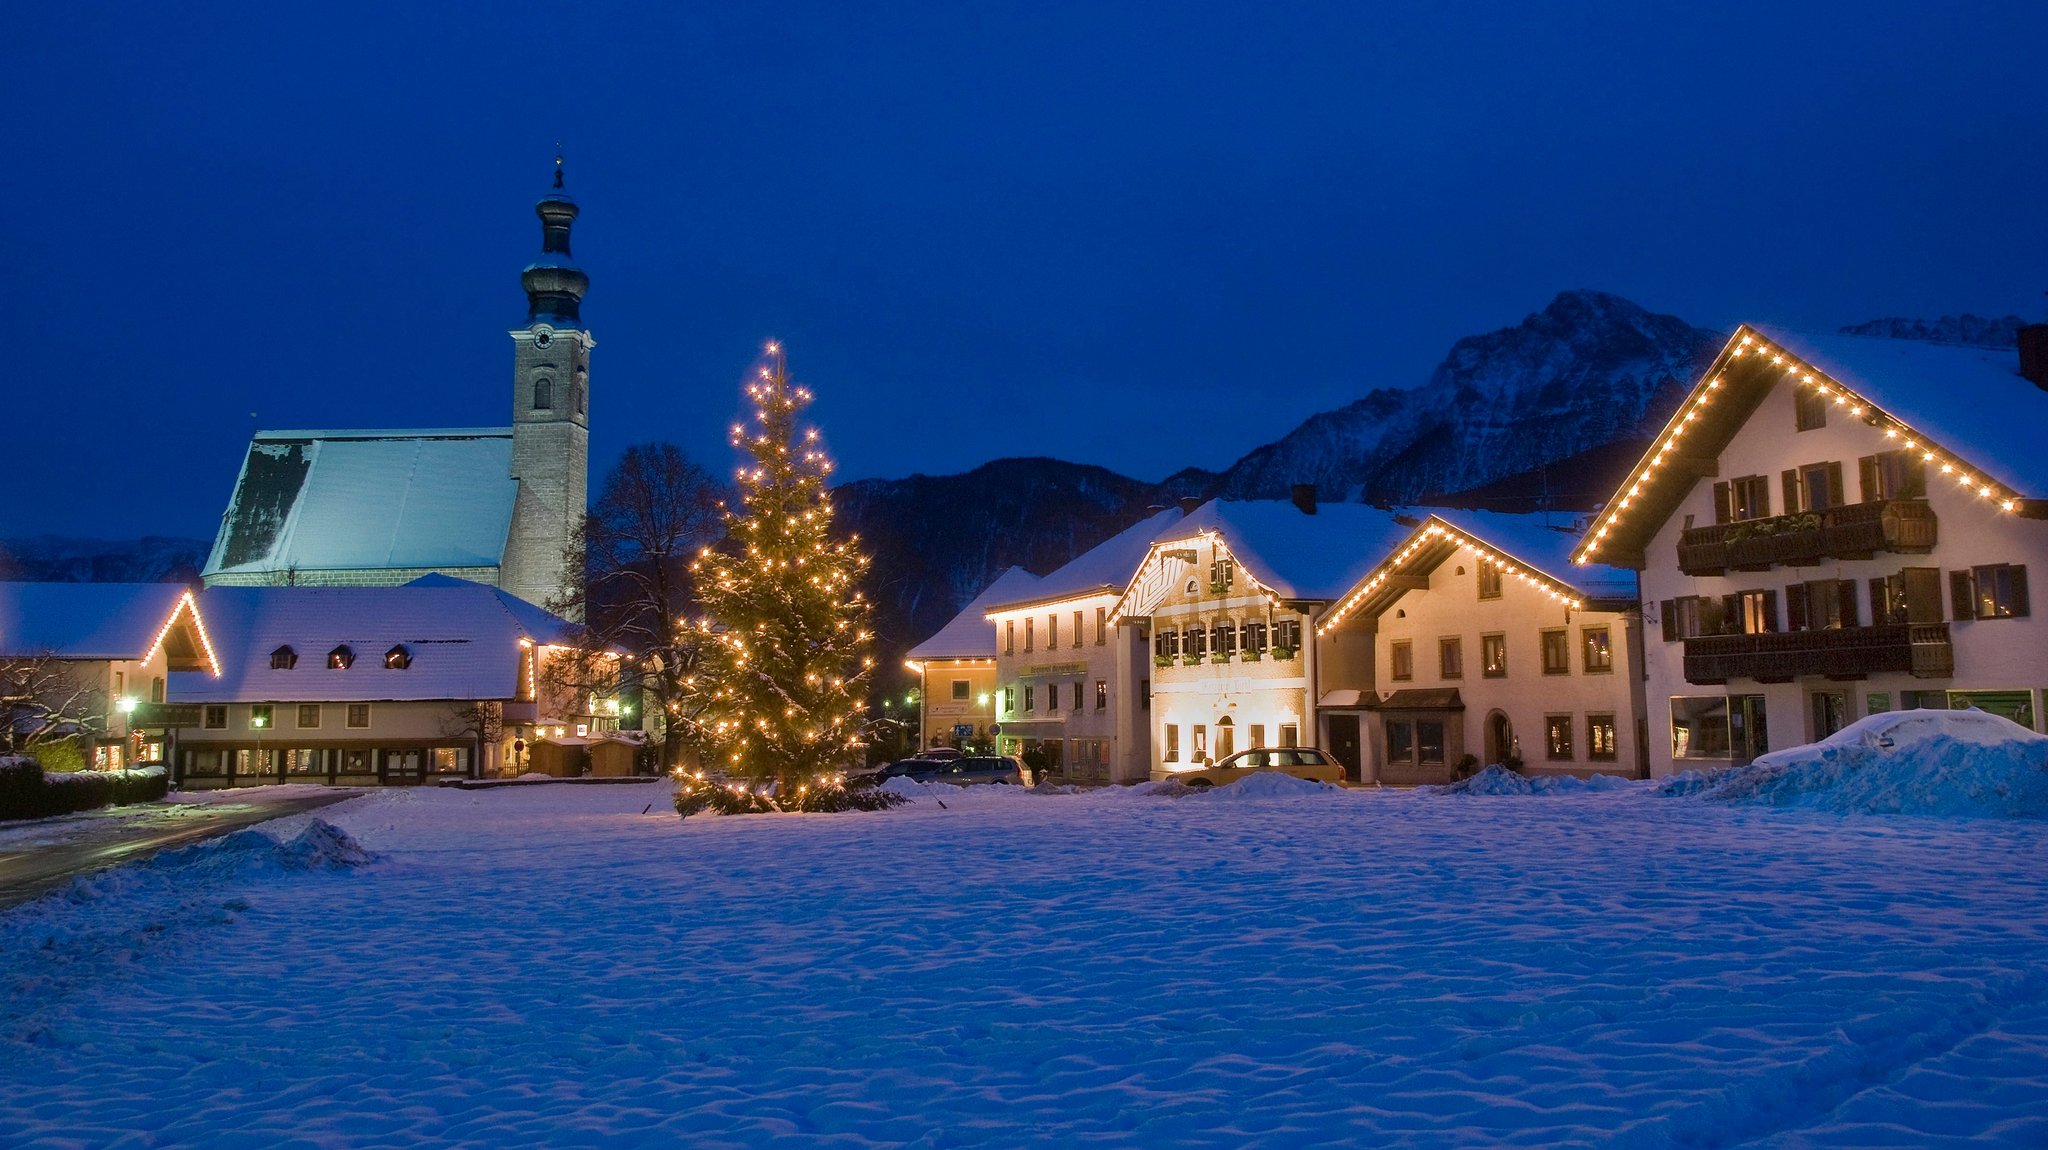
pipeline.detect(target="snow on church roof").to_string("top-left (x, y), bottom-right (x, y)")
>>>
top-left (171, 577), bottom-right (581, 703)
top-left (203, 429), bottom-right (519, 579)
top-left (906, 567), bottom-right (1042, 661)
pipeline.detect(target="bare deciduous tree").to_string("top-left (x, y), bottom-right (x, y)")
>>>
top-left (547, 442), bottom-right (724, 769)
top-left (0, 652), bottom-right (106, 754)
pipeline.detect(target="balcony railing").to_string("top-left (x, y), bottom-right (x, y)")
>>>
top-left (1683, 623), bottom-right (1952, 684)
top-left (1677, 499), bottom-right (1936, 575)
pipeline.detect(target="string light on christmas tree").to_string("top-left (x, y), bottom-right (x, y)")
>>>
top-left (673, 341), bottom-right (899, 815)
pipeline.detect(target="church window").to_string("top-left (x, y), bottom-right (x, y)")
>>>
top-left (270, 645), bottom-right (297, 670)
top-left (533, 378), bottom-right (554, 410)
top-left (385, 645), bottom-right (412, 670)
top-left (327, 645), bottom-right (355, 670)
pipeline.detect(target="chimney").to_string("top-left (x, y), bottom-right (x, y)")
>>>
top-left (2021, 324), bottom-right (2048, 390)
top-left (1290, 484), bottom-right (1317, 515)
top-left (1177, 497), bottom-right (1202, 516)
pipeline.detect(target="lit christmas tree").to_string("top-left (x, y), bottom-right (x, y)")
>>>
top-left (676, 342), bottom-right (895, 814)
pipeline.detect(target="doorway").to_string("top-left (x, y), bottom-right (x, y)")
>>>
top-left (1326, 714), bottom-right (1361, 782)
top-left (1485, 711), bottom-right (1514, 768)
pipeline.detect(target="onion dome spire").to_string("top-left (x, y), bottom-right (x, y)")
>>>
top-left (522, 147), bottom-right (588, 326)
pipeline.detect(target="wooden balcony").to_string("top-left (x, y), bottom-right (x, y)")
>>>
top-left (1683, 623), bottom-right (1953, 684)
top-left (1677, 499), bottom-right (1936, 575)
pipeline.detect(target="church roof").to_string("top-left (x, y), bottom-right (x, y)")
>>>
top-left (203, 429), bottom-right (519, 580)
top-left (170, 577), bottom-right (580, 703)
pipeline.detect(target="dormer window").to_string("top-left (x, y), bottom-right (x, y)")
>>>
top-left (270, 645), bottom-right (297, 670)
top-left (384, 645), bottom-right (412, 670)
top-left (327, 645), bottom-right (355, 670)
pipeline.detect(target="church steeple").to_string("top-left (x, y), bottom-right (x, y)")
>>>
top-left (522, 151), bottom-right (589, 326)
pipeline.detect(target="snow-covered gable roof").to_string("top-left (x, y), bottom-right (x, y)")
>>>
top-left (1165, 500), bottom-right (1414, 601)
top-left (1318, 509), bottom-right (1637, 634)
top-left (907, 567), bottom-right (1040, 661)
top-left (1423, 510), bottom-right (1636, 599)
top-left (203, 429), bottom-right (519, 578)
top-left (1579, 325), bottom-right (2047, 567)
top-left (986, 509), bottom-right (1187, 611)
top-left (0, 582), bottom-right (213, 670)
top-left (1752, 326), bottom-right (2048, 494)
top-left (170, 577), bottom-right (581, 703)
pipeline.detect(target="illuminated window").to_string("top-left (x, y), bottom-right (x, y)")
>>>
top-left (1095, 680), bottom-right (1107, 710)
top-left (1164, 724), bottom-right (1179, 762)
top-left (1482, 633), bottom-right (1507, 677)
top-left (1716, 475), bottom-right (1771, 523)
top-left (1581, 626), bottom-right (1613, 672)
top-left (1587, 715), bottom-right (1618, 761)
top-left (1955, 564), bottom-right (2031, 620)
top-left (384, 645), bottom-right (412, 669)
top-left (1192, 724), bottom-right (1208, 761)
top-left (327, 645), bottom-right (354, 670)
top-left (1545, 715), bottom-right (1573, 760)
top-left (1541, 629), bottom-right (1569, 675)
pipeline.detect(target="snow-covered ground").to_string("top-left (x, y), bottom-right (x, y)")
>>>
top-left (4, 767), bottom-right (2048, 1148)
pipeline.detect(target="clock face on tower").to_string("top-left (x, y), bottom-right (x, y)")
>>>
top-left (533, 330), bottom-right (554, 349)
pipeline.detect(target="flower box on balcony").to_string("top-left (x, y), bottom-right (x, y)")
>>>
top-left (1270, 647), bottom-right (1296, 661)
top-left (1182, 655), bottom-right (1205, 666)
top-left (1242, 650), bottom-right (1263, 662)
top-left (1210, 652), bottom-right (1230, 664)
top-left (1153, 655), bottom-right (1175, 668)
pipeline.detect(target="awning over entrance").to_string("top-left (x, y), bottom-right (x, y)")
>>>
top-left (1367, 688), bottom-right (1465, 712)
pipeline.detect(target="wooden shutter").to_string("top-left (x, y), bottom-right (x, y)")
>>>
top-left (1782, 470), bottom-right (1801, 515)
top-left (1951, 570), bottom-right (1976, 621)
top-left (1785, 583), bottom-right (1808, 632)
top-left (1826, 463), bottom-right (1846, 509)
top-left (1837, 580), bottom-right (1859, 628)
top-left (1713, 481), bottom-right (1732, 524)
top-left (2011, 566), bottom-right (2030, 618)
top-left (1869, 578), bottom-right (1889, 626)
top-left (1761, 589), bottom-right (1779, 633)
top-left (1661, 599), bottom-right (1679, 642)
top-left (1859, 455), bottom-right (1880, 502)
top-left (1903, 568), bottom-right (1943, 623)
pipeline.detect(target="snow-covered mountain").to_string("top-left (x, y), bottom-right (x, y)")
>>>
top-left (0, 535), bottom-right (207, 584)
top-left (1839, 313), bottom-right (2028, 348)
top-left (1211, 290), bottom-right (1723, 505)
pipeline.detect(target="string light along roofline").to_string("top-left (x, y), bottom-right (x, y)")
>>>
top-left (1103, 530), bottom-right (1286, 628)
top-left (1317, 516), bottom-right (1586, 637)
top-left (1573, 325), bottom-right (2024, 567)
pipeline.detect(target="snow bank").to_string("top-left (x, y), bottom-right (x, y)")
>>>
top-left (1441, 766), bottom-right (1637, 796)
top-left (1198, 771), bottom-right (1338, 798)
top-left (1663, 708), bottom-right (2048, 818)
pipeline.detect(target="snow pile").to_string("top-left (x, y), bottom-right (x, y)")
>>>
top-left (1442, 766), bottom-right (1637, 796)
top-left (1199, 771), bottom-right (1337, 798)
top-left (1667, 709), bottom-right (2048, 817)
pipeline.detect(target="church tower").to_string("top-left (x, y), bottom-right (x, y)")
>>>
top-left (502, 154), bottom-right (593, 616)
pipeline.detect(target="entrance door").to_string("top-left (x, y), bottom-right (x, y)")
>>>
top-left (382, 748), bottom-right (424, 786)
top-left (1326, 715), bottom-right (1361, 782)
top-left (1485, 712), bottom-right (1514, 768)
top-left (1811, 691), bottom-right (1851, 741)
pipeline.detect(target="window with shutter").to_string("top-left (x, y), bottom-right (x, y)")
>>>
top-left (1713, 481), bottom-right (1732, 524)
top-left (1952, 570), bottom-right (1975, 620)
top-left (1786, 584), bottom-right (1808, 631)
top-left (1662, 599), bottom-right (1680, 642)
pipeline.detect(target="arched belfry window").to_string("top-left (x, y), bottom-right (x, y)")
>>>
top-left (533, 378), bottom-right (554, 410)
top-left (270, 645), bottom-right (297, 670)
top-left (327, 645), bottom-right (355, 670)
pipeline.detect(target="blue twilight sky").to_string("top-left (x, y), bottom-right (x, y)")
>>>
top-left (14, 2), bottom-right (2048, 539)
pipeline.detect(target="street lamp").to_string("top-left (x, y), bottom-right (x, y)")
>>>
top-left (251, 711), bottom-right (267, 783)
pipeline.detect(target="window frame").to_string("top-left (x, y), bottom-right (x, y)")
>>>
top-left (295, 703), bottom-right (322, 730)
top-left (1540, 629), bottom-right (1570, 675)
top-left (1477, 564), bottom-right (1503, 600)
top-left (346, 703), bottom-right (372, 729)
top-left (202, 704), bottom-right (228, 730)
top-left (1481, 632), bottom-right (1507, 678)
top-left (1544, 714), bottom-right (1574, 761)
top-left (1587, 713), bottom-right (1618, 761)
top-left (1389, 639), bottom-right (1414, 682)
top-left (1580, 625), bottom-right (1613, 673)
top-left (1438, 635), bottom-right (1462, 679)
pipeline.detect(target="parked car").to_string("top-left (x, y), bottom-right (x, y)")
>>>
top-left (1165, 746), bottom-right (1345, 788)
top-left (880, 755), bottom-right (1023, 786)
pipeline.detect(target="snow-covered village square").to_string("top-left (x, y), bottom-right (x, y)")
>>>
top-left (7, 5), bottom-right (2048, 1147)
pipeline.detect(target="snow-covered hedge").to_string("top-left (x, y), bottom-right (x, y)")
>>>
top-left (0, 756), bottom-right (169, 821)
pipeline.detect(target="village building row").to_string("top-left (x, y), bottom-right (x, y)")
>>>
top-left (912, 323), bottom-right (2048, 783)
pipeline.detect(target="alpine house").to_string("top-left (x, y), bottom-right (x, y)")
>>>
top-left (1574, 322), bottom-right (2048, 776)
